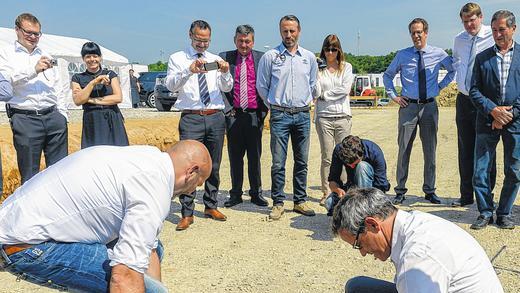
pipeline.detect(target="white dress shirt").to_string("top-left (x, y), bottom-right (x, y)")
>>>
top-left (453, 25), bottom-right (494, 95)
top-left (0, 41), bottom-right (68, 118)
top-left (313, 61), bottom-right (354, 118)
top-left (390, 210), bottom-right (503, 293)
top-left (165, 46), bottom-right (233, 110)
top-left (0, 145), bottom-right (175, 274)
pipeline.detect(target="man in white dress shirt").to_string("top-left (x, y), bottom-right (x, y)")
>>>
top-left (452, 2), bottom-right (496, 208)
top-left (0, 140), bottom-right (211, 292)
top-left (0, 13), bottom-right (69, 184)
top-left (332, 188), bottom-right (503, 293)
top-left (166, 19), bottom-right (232, 230)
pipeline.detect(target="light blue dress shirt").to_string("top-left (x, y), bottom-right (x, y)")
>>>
top-left (0, 72), bottom-right (13, 101)
top-left (256, 43), bottom-right (318, 107)
top-left (383, 45), bottom-right (455, 100)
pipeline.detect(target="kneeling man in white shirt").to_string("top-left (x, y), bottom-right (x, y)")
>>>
top-left (332, 187), bottom-right (503, 293)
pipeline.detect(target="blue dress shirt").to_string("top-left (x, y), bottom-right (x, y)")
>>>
top-left (256, 43), bottom-right (318, 107)
top-left (383, 45), bottom-right (455, 100)
top-left (0, 72), bottom-right (13, 101)
top-left (328, 139), bottom-right (390, 192)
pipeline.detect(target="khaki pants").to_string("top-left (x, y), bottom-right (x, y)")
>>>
top-left (315, 115), bottom-right (352, 195)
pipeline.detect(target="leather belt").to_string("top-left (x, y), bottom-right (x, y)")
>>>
top-left (182, 109), bottom-right (221, 115)
top-left (9, 105), bottom-right (56, 116)
top-left (233, 107), bottom-right (258, 113)
top-left (270, 104), bottom-right (310, 114)
top-left (2, 244), bottom-right (32, 256)
top-left (405, 98), bottom-right (434, 104)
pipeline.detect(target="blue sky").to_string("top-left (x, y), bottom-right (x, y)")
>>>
top-left (1, 0), bottom-right (519, 64)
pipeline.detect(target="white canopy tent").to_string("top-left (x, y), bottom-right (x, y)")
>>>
top-left (0, 27), bottom-right (136, 110)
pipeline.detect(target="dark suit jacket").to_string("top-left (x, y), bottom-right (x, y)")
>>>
top-left (218, 49), bottom-right (268, 116)
top-left (470, 42), bottom-right (520, 133)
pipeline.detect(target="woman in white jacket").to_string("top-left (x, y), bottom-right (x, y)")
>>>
top-left (313, 34), bottom-right (354, 205)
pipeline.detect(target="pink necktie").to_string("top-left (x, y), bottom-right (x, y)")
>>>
top-left (239, 56), bottom-right (248, 109)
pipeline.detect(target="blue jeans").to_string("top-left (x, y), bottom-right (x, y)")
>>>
top-left (1, 241), bottom-right (167, 293)
top-left (473, 129), bottom-right (520, 218)
top-left (269, 109), bottom-right (310, 205)
top-left (345, 276), bottom-right (397, 293)
top-left (326, 162), bottom-right (375, 213)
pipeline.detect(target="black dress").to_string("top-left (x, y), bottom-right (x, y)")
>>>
top-left (71, 68), bottom-right (129, 149)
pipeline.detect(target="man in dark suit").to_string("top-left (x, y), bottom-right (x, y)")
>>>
top-left (219, 25), bottom-right (269, 207)
top-left (470, 10), bottom-right (520, 230)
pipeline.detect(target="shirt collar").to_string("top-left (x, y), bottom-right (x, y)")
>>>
top-left (238, 50), bottom-right (252, 61)
top-left (464, 24), bottom-right (489, 40)
top-left (390, 210), bottom-right (409, 265)
top-left (187, 45), bottom-right (206, 58)
top-left (413, 44), bottom-right (432, 54)
top-left (14, 40), bottom-right (41, 55)
top-left (493, 41), bottom-right (515, 53)
top-left (277, 43), bottom-right (302, 56)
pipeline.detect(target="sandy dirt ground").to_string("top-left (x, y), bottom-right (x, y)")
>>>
top-left (0, 107), bottom-right (519, 292)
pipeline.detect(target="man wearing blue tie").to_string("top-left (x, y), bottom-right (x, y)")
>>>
top-left (383, 18), bottom-right (455, 205)
top-left (165, 20), bottom-right (233, 231)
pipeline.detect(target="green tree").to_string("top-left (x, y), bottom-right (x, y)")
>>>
top-left (148, 61), bottom-right (167, 71)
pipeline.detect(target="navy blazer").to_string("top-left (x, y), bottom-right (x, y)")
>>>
top-left (218, 49), bottom-right (268, 115)
top-left (470, 42), bottom-right (520, 133)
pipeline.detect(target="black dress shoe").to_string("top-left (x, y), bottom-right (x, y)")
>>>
top-left (393, 194), bottom-right (405, 204)
top-left (496, 216), bottom-right (515, 229)
top-left (470, 215), bottom-right (493, 230)
top-left (224, 197), bottom-right (243, 208)
top-left (450, 199), bottom-right (474, 207)
top-left (425, 193), bottom-right (441, 204)
top-left (250, 195), bottom-right (268, 206)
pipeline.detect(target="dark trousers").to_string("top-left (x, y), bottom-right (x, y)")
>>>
top-left (225, 110), bottom-right (264, 198)
top-left (456, 92), bottom-right (496, 203)
top-left (178, 111), bottom-right (225, 217)
top-left (345, 276), bottom-right (397, 293)
top-left (10, 110), bottom-right (68, 184)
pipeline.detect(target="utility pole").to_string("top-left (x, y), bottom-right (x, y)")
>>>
top-left (357, 30), bottom-right (360, 56)
top-left (159, 50), bottom-right (164, 62)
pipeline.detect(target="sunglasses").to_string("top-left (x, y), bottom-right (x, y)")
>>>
top-left (324, 47), bottom-right (339, 53)
top-left (352, 222), bottom-right (365, 250)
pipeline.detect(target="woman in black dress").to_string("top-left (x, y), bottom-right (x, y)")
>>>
top-left (71, 42), bottom-right (129, 148)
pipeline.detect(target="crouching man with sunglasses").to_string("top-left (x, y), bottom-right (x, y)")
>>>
top-left (332, 188), bottom-right (503, 293)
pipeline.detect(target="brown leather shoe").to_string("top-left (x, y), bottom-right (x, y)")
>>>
top-left (204, 208), bottom-right (227, 221)
top-left (176, 216), bottom-right (194, 231)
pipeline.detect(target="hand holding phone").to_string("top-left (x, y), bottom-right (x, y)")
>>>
top-left (203, 61), bottom-right (220, 71)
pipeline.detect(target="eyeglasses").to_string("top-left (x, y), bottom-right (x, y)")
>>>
top-left (325, 47), bottom-right (339, 53)
top-left (17, 26), bottom-right (42, 38)
top-left (352, 222), bottom-right (365, 250)
top-left (192, 37), bottom-right (210, 44)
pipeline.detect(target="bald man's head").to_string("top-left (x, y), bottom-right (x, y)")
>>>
top-left (167, 140), bottom-right (212, 196)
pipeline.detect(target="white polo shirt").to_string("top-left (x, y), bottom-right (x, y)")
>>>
top-left (390, 210), bottom-right (503, 293)
top-left (0, 145), bottom-right (175, 274)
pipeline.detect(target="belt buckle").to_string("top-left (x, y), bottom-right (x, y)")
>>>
top-left (287, 107), bottom-right (295, 114)
top-left (34, 109), bottom-right (42, 116)
top-left (417, 99), bottom-right (426, 105)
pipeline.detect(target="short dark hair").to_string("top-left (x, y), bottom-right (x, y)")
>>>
top-left (491, 10), bottom-right (516, 28)
top-left (279, 15), bottom-right (301, 30)
top-left (15, 13), bottom-right (40, 28)
top-left (408, 18), bottom-right (429, 34)
top-left (459, 2), bottom-right (482, 18)
top-left (190, 20), bottom-right (211, 34)
top-left (81, 42), bottom-right (102, 58)
top-left (331, 188), bottom-right (397, 235)
top-left (337, 135), bottom-right (364, 165)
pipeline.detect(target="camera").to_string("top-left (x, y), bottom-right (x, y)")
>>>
top-left (316, 57), bottom-right (327, 69)
top-left (203, 61), bottom-right (220, 71)
top-left (50, 59), bottom-right (58, 66)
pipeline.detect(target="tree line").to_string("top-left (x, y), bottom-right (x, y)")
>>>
top-left (147, 49), bottom-right (452, 73)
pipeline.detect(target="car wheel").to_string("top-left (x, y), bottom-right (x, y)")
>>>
top-left (147, 93), bottom-right (156, 108)
top-left (156, 101), bottom-right (172, 112)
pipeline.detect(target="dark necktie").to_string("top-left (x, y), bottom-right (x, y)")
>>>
top-left (418, 51), bottom-right (427, 101)
top-left (196, 53), bottom-right (210, 106)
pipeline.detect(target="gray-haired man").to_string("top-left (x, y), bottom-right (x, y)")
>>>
top-left (332, 188), bottom-right (503, 292)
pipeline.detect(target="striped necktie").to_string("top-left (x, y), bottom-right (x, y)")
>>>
top-left (239, 55), bottom-right (248, 109)
top-left (197, 53), bottom-right (210, 106)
